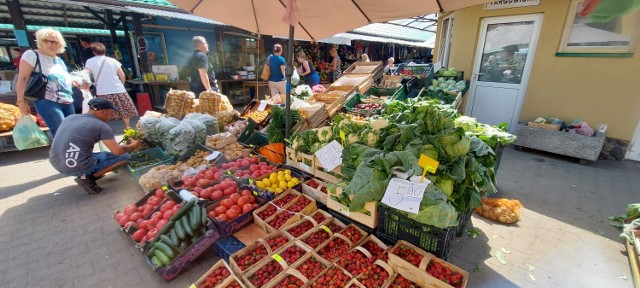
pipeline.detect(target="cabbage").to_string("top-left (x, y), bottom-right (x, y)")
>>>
top-left (445, 79), bottom-right (456, 86)
top-left (455, 81), bottom-right (466, 91)
top-left (437, 77), bottom-right (446, 83)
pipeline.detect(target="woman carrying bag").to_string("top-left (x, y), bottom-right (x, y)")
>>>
top-left (15, 28), bottom-right (74, 137)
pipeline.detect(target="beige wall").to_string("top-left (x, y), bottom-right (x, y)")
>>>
top-left (434, 1), bottom-right (640, 140)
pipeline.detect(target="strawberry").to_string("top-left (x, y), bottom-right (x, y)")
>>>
top-left (273, 275), bottom-right (304, 287)
top-left (274, 193), bottom-right (297, 208)
top-left (288, 196), bottom-right (311, 213)
top-left (390, 275), bottom-right (419, 288)
top-left (302, 229), bottom-right (332, 248)
top-left (336, 250), bottom-right (375, 277)
top-left (258, 204), bottom-right (278, 220)
top-left (286, 219), bottom-right (315, 238)
top-left (317, 238), bottom-right (350, 262)
top-left (362, 240), bottom-right (388, 261)
top-left (199, 266), bottom-right (231, 288)
top-left (249, 259), bottom-right (284, 287)
top-left (426, 260), bottom-right (464, 288)
top-left (392, 244), bottom-right (423, 267)
top-left (357, 265), bottom-right (390, 288)
top-left (340, 226), bottom-right (364, 244)
top-left (296, 257), bottom-right (327, 279)
top-left (267, 211), bottom-right (296, 230)
top-left (308, 266), bottom-right (351, 288)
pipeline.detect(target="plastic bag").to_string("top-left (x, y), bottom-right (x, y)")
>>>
top-left (155, 117), bottom-right (180, 143)
top-left (81, 89), bottom-right (93, 114)
top-left (184, 113), bottom-right (219, 135)
top-left (475, 197), bottom-right (523, 224)
top-left (291, 67), bottom-right (300, 85)
top-left (182, 118), bottom-right (207, 145)
top-left (13, 115), bottom-right (49, 150)
top-left (162, 121), bottom-right (195, 158)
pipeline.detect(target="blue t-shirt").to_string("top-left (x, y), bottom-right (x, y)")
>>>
top-left (268, 55), bottom-right (286, 82)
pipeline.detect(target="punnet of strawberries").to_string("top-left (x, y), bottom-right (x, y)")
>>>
top-left (392, 244), bottom-right (423, 267)
top-left (361, 240), bottom-right (388, 262)
top-left (286, 219), bottom-right (315, 238)
top-left (199, 265), bottom-right (231, 288)
top-left (296, 256), bottom-right (327, 280)
top-left (311, 211), bottom-right (327, 223)
top-left (280, 245), bottom-right (306, 265)
top-left (389, 274), bottom-right (419, 288)
top-left (257, 204), bottom-right (278, 220)
top-left (336, 250), bottom-right (375, 277)
top-left (249, 259), bottom-right (284, 287)
top-left (273, 193), bottom-right (297, 208)
top-left (308, 266), bottom-right (351, 288)
top-left (357, 264), bottom-right (390, 288)
top-left (317, 237), bottom-right (350, 262)
top-left (326, 222), bottom-right (343, 233)
top-left (233, 235), bottom-right (287, 271)
top-left (273, 274), bottom-right (305, 287)
top-left (223, 279), bottom-right (242, 288)
top-left (426, 260), bottom-right (464, 288)
top-left (302, 229), bottom-right (332, 248)
top-left (266, 234), bottom-right (289, 251)
top-left (287, 195), bottom-right (311, 213)
top-left (340, 225), bottom-right (364, 244)
top-left (268, 211), bottom-right (296, 230)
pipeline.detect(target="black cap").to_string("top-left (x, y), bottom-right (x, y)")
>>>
top-left (88, 98), bottom-right (119, 111)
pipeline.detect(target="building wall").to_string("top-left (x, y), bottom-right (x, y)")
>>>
top-left (434, 1), bottom-right (640, 140)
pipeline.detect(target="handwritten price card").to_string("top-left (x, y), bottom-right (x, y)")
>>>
top-left (314, 140), bottom-right (343, 172)
top-left (381, 178), bottom-right (431, 214)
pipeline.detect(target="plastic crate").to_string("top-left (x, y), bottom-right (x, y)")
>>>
top-left (237, 119), bottom-right (259, 144)
top-left (243, 131), bottom-right (268, 147)
top-left (402, 77), bottom-right (418, 96)
top-left (366, 86), bottom-right (405, 101)
top-left (342, 94), bottom-right (384, 117)
top-left (215, 236), bottom-right (246, 263)
top-left (126, 147), bottom-right (174, 185)
top-left (375, 204), bottom-right (455, 259)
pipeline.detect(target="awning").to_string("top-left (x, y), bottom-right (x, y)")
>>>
top-left (125, 6), bottom-right (227, 25)
top-left (332, 33), bottom-right (435, 48)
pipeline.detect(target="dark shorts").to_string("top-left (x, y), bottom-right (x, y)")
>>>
top-left (62, 152), bottom-right (130, 177)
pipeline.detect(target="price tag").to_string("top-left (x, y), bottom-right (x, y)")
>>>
top-left (320, 225), bottom-right (331, 233)
top-left (381, 178), bottom-right (430, 214)
top-left (339, 130), bottom-right (346, 144)
top-left (257, 101), bottom-right (268, 111)
top-left (338, 205), bottom-right (350, 216)
top-left (205, 151), bottom-right (221, 161)
top-left (418, 154), bottom-right (439, 183)
top-left (190, 284), bottom-right (196, 288)
top-left (299, 163), bottom-right (311, 173)
top-left (272, 254), bottom-right (283, 262)
top-left (226, 170), bottom-right (232, 175)
top-left (314, 140), bottom-right (343, 172)
top-left (248, 178), bottom-right (254, 185)
top-left (161, 186), bottom-right (168, 191)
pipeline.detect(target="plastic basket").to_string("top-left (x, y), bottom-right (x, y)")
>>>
top-left (215, 236), bottom-right (247, 263)
top-left (366, 86), bottom-right (404, 101)
top-left (176, 143), bottom-right (223, 164)
top-left (126, 147), bottom-right (174, 184)
top-left (243, 132), bottom-right (269, 147)
top-left (237, 119), bottom-right (259, 144)
top-left (375, 204), bottom-right (455, 259)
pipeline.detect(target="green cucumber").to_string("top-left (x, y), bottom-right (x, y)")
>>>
top-left (178, 240), bottom-right (189, 251)
top-left (154, 240), bottom-right (175, 258)
top-left (146, 246), bottom-right (157, 257)
top-left (169, 198), bottom-right (197, 222)
top-left (150, 256), bottom-right (163, 268)
top-left (200, 207), bottom-right (207, 226)
top-left (154, 249), bottom-right (171, 266)
top-left (169, 229), bottom-right (179, 247)
top-left (160, 235), bottom-right (178, 251)
top-left (151, 221), bottom-right (175, 244)
top-left (190, 205), bottom-right (201, 230)
top-left (175, 219), bottom-right (186, 240)
top-left (181, 215), bottom-right (193, 237)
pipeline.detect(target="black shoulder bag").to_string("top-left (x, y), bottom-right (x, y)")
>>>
top-left (24, 51), bottom-right (49, 101)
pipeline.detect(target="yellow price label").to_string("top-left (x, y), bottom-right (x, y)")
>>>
top-left (418, 154), bottom-right (439, 174)
top-left (272, 254), bottom-right (283, 262)
top-left (161, 186), bottom-right (168, 191)
top-left (189, 284), bottom-right (196, 288)
top-left (320, 225), bottom-right (331, 233)
top-left (226, 170), bottom-right (232, 175)
top-left (339, 130), bottom-right (346, 143)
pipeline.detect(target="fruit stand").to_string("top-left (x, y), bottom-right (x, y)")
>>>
top-left (108, 65), bottom-right (517, 287)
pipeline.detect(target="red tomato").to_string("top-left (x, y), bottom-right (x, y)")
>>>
top-left (230, 205), bottom-right (242, 214)
top-left (130, 212), bottom-right (143, 222)
top-left (214, 206), bottom-right (228, 215)
top-left (117, 215), bottom-right (130, 226)
top-left (172, 204), bottom-right (181, 213)
top-left (142, 205), bottom-right (154, 217)
top-left (123, 221), bottom-right (135, 229)
top-left (146, 218), bottom-right (157, 229)
top-left (185, 179), bottom-right (196, 187)
top-left (139, 220), bottom-right (149, 230)
top-left (124, 203), bottom-right (137, 211)
top-left (132, 229), bottom-right (147, 242)
top-left (241, 189), bottom-right (252, 196)
top-left (197, 179), bottom-right (209, 188)
top-left (161, 201), bottom-right (175, 212)
top-left (205, 171), bottom-right (215, 180)
top-left (193, 187), bottom-right (203, 193)
top-left (237, 196), bottom-right (249, 206)
top-left (151, 212), bottom-right (162, 220)
top-left (124, 206), bottom-right (138, 216)
top-left (242, 204), bottom-right (254, 213)
top-left (162, 210), bottom-right (173, 220)
top-left (211, 190), bottom-right (224, 200)
top-left (216, 214), bottom-right (228, 222)
top-left (154, 189), bottom-right (164, 197)
top-left (223, 187), bottom-right (236, 196)
top-left (156, 219), bottom-right (168, 230)
top-left (114, 212), bottom-right (126, 222)
top-left (208, 211), bottom-right (217, 218)
top-left (246, 195), bottom-right (256, 204)
top-left (229, 193), bottom-right (241, 204)
top-left (200, 189), bottom-right (212, 200)
top-left (225, 209), bottom-right (239, 220)
top-left (146, 228), bottom-right (158, 239)
top-left (220, 199), bottom-right (234, 209)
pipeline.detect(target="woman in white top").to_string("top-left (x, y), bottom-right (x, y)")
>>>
top-left (15, 28), bottom-right (74, 136)
top-left (85, 42), bottom-right (138, 129)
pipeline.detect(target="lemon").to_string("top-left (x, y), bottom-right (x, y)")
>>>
top-left (277, 171), bottom-right (284, 176)
top-left (284, 169), bottom-right (291, 174)
top-left (284, 174), bottom-right (292, 181)
top-left (269, 174), bottom-right (278, 183)
top-left (277, 175), bottom-right (285, 182)
top-left (271, 183), bottom-right (279, 189)
top-left (279, 181), bottom-right (288, 189)
top-left (256, 181), bottom-right (266, 190)
top-left (263, 179), bottom-right (271, 187)
top-left (287, 181), bottom-right (296, 188)
top-left (275, 188), bottom-right (284, 194)
top-left (291, 177), bottom-right (300, 185)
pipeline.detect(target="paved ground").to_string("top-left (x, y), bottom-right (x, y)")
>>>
top-left (0, 118), bottom-right (638, 287)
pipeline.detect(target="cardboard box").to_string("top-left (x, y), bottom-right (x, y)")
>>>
top-left (205, 193), bottom-right (267, 238)
top-left (327, 187), bottom-right (378, 229)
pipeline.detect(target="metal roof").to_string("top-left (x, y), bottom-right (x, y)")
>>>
top-left (0, 24), bottom-right (125, 36)
top-left (386, 14), bottom-right (439, 33)
top-left (351, 22), bottom-right (435, 42)
top-left (125, 6), bottom-right (225, 25)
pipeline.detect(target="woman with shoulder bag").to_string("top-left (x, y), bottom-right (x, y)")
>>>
top-left (15, 28), bottom-right (74, 137)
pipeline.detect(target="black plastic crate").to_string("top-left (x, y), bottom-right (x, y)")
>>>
top-left (454, 208), bottom-right (474, 237)
top-left (214, 236), bottom-right (246, 263)
top-left (375, 204), bottom-right (456, 259)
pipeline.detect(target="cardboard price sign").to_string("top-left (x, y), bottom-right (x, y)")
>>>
top-left (314, 140), bottom-right (343, 172)
top-left (418, 154), bottom-right (439, 183)
top-left (381, 178), bottom-right (431, 214)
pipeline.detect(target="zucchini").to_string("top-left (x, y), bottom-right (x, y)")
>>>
top-left (191, 205), bottom-right (201, 230)
top-left (150, 256), bottom-right (163, 268)
top-left (181, 215), bottom-right (193, 237)
top-left (169, 229), bottom-right (179, 247)
top-left (169, 198), bottom-right (197, 222)
top-left (154, 240), bottom-right (175, 258)
top-left (154, 249), bottom-right (171, 266)
top-left (146, 246), bottom-right (157, 257)
top-left (160, 235), bottom-right (178, 251)
top-left (178, 240), bottom-right (189, 251)
top-left (151, 221), bottom-right (175, 244)
top-left (175, 219), bottom-right (186, 240)
top-left (200, 207), bottom-right (207, 226)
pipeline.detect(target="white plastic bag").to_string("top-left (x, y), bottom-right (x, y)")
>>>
top-left (291, 67), bottom-right (300, 85)
top-left (81, 89), bottom-right (93, 114)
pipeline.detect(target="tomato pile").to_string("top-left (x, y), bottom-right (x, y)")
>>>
top-left (227, 156), bottom-right (277, 179)
top-left (273, 275), bottom-right (305, 287)
top-left (302, 229), bottom-right (332, 248)
top-left (389, 275), bottom-right (419, 288)
top-left (115, 188), bottom-right (167, 229)
top-left (267, 211), bottom-right (296, 230)
top-left (288, 195), bottom-right (311, 213)
top-left (426, 261), bottom-right (464, 288)
top-left (198, 265), bottom-right (231, 288)
top-left (286, 219), bottom-right (315, 238)
top-left (257, 204), bottom-right (278, 220)
top-left (130, 199), bottom-right (180, 243)
top-left (273, 193), bottom-right (298, 208)
top-left (193, 179), bottom-right (238, 201)
top-left (207, 190), bottom-right (258, 222)
top-left (248, 259), bottom-right (283, 287)
top-left (296, 256), bottom-right (327, 280)
top-left (392, 244), bottom-right (424, 267)
top-left (180, 167), bottom-right (225, 191)
top-left (308, 266), bottom-right (351, 288)
top-left (220, 155), bottom-right (260, 172)
top-left (341, 225), bottom-right (364, 244)
top-left (361, 240), bottom-right (388, 262)
top-left (357, 264), bottom-right (390, 288)
top-left (232, 234), bottom-right (288, 271)
top-left (280, 245), bottom-right (306, 265)
top-left (317, 237), bottom-right (351, 262)
top-left (336, 250), bottom-right (375, 277)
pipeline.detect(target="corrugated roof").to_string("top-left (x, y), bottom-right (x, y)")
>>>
top-left (0, 24), bottom-right (125, 36)
top-left (351, 23), bottom-right (435, 42)
top-left (117, 0), bottom-right (177, 8)
top-left (126, 6), bottom-right (225, 25)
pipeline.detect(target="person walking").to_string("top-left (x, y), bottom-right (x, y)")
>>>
top-left (49, 98), bottom-right (140, 194)
top-left (329, 47), bottom-right (342, 82)
top-left (188, 36), bottom-right (218, 96)
top-left (15, 28), bottom-right (74, 137)
top-left (296, 51), bottom-right (320, 86)
top-left (85, 42), bottom-right (138, 129)
top-left (267, 44), bottom-right (286, 96)
top-left (79, 36), bottom-right (93, 66)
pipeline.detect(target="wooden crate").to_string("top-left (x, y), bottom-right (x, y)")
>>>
top-left (307, 93), bottom-right (347, 117)
top-left (301, 178), bottom-right (329, 205)
top-left (285, 149), bottom-right (315, 174)
top-left (288, 193), bottom-right (317, 216)
top-left (357, 234), bottom-right (389, 260)
top-left (229, 230), bottom-right (292, 275)
top-left (192, 259), bottom-right (235, 288)
top-left (327, 186), bottom-right (378, 229)
top-left (382, 274), bottom-right (426, 288)
top-left (314, 162), bottom-right (342, 184)
top-left (298, 219), bottom-right (347, 251)
top-left (285, 252), bottom-right (332, 284)
top-left (219, 275), bottom-right (248, 288)
top-left (343, 61), bottom-right (383, 83)
top-left (331, 74), bottom-right (374, 94)
top-left (527, 121), bottom-right (561, 131)
top-left (264, 210), bottom-right (301, 233)
top-left (355, 259), bottom-right (395, 288)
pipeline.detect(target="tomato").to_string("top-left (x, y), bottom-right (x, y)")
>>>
top-left (185, 179), bottom-right (197, 187)
top-left (230, 205), bottom-right (242, 214)
top-left (220, 199), bottom-right (234, 209)
top-left (142, 205), bottom-right (154, 217)
top-left (242, 204), bottom-right (254, 213)
top-left (211, 190), bottom-right (224, 200)
top-left (161, 201), bottom-right (175, 212)
top-left (140, 235), bottom-right (148, 243)
top-left (241, 189), bottom-right (252, 196)
top-left (237, 196), bottom-right (249, 206)
top-left (123, 221), bottom-right (135, 229)
top-left (229, 193), bottom-right (241, 204)
top-left (139, 220), bottom-right (149, 230)
top-left (208, 211), bottom-right (217, 218)
top-left (246, 195), bottom-right (256, 204)
top-left (172, 204), bottom-right (181, 213)
top-left (162, 210), bottom-right (173, 220)
top-left (130, 212), bottom-right (143, 222)
top-left (214, 206), bottom-right (228, 215)
top-left (117, 215), bottom-right (130, 226)
top-left (146, 218), bottom-right (157, 229)
top-left (156, 219), bottom-right (168, 230)
top-left (200, 189), bottom-right (212, 200)
top-left (132, 229), bottom-right (147, 242)
top-left (223, 187), bottom-right (236, 196)
top-left (154, 189), bottom-right (164, 198)
top-left (146, 228), bottom-right (158, 239)
top-left (205, 171), bottom-right (215, 180)
top-left (216, 214), bottom-right (228, 222)
top-left (225, 209), bottom-right (239, 220)
top-left (124, 205), bottom-right (138, 216)
top-left (114, 212), bottom-right (126, 222)
top-left (197, 179), bottom-right (210, 188)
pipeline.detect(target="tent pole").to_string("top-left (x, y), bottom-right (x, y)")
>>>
top-left (285, 24), bottom-right (294, 139)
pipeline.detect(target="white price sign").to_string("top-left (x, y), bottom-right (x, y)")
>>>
top-left (381, 178), bottom-right (430, 214)
top-left (314, 140), bottom-right (343, 172)
top-left (205, 151), bottom-right (221, 161)
top-left (257, 101), bottom-right (268, 111)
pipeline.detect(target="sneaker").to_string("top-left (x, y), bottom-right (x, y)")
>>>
top-left (74, 176), bottom-right (103, 194)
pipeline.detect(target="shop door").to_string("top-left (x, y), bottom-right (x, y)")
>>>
top-left (466, 14), bottom-right (542, 131)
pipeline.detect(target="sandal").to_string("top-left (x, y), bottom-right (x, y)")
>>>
top-left (74, 177), bottom-right (103, 194)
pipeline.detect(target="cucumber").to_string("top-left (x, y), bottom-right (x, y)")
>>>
top-left (150, 256), bottom-right (163, 268)
top-left (181, 215), bottom-right (193, 237)
top-left (200, 207), bottom-right (207, 226)
top-left (178, 240), bottom-right (189, 251)
top-left (190, 205), bottom-right (201, 230)
top-left (146, 246), bottom-right (157, 257)
top-left (154, 240), bottom-right (175, 258)
top-left (169, 198), bottom-right (197, 222)
top-left (191, 235), bottom-right (200, 243)
top-left (175, 219), bottom-right (186, 240)
top-left (154, 249), bottom-right (171, 266)
top-left (160, 235), bottom-right (179, 251)
top-left (169, 229), bottom-right (179, 247)
top-left (151, 221), bottom-right (175, 244)
top-left (200, 226), bottom-right (207, 235)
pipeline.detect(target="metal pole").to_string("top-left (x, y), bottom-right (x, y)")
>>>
top-left (285, 24), bottom-right (294, 139)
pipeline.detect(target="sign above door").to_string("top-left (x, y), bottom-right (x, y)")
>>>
top-left (485, 0), bottom-right (541, 10)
